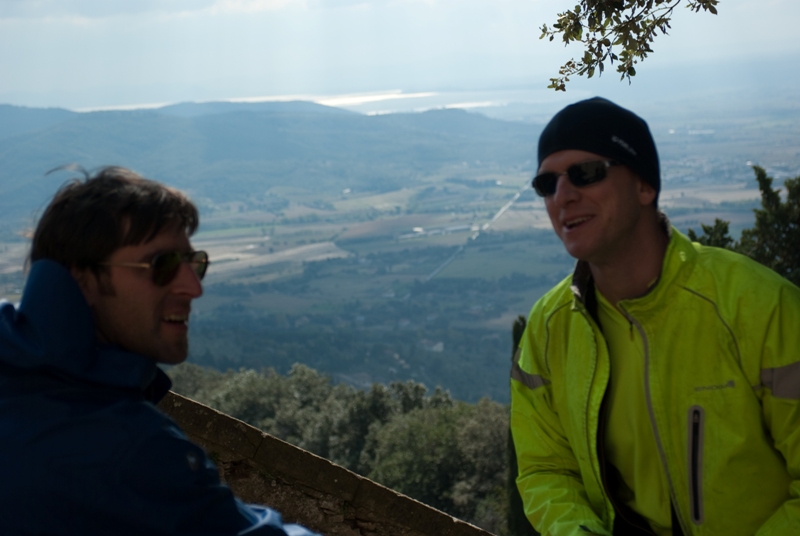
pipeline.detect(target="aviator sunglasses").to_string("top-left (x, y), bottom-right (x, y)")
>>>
top-left (101, 250), bottom-right (209, 286)
top-left (532, 160), bottom-right (619, 197)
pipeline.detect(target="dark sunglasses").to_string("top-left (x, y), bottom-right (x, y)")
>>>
top-left (532, 160), bottom-right (619, 197)
top-left (101, 250), bottom-right (209, 286)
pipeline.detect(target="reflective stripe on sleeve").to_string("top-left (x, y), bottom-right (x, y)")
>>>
top-left (510, 348), bottom-right (551, 390)
top-left (761, 362), bottom-right (800, 399)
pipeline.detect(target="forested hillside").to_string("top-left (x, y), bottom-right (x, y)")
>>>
top-left (168, 362), bottom-right (510, 534)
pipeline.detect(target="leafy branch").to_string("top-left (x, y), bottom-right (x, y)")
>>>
top-left (688, 166), bottom-right (800, 287)
top-left (541, 0), bottom-right (719, 91)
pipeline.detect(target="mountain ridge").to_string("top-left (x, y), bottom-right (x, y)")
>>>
top-left (0, 103), bottom-right (540, 228)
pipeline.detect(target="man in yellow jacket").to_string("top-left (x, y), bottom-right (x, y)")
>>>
top-left (510, 97), bottom-right (800, 536)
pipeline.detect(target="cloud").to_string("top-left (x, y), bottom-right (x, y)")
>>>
top-left (0, 0), bottom-right (218, 20)
top-left (207, 0), bottom-right (393, 13)
top-left (0, 0), bottom-right (466, 20)
top-left (206, 0), bottom-right (301, 14)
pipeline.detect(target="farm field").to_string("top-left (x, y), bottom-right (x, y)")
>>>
top-left (177, 175), bottom-right (764, 401)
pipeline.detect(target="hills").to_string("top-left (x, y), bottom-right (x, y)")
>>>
top-left (0, 101), bottom-right (546, 401)
top-left (0, 101), bottom-right (539, 233)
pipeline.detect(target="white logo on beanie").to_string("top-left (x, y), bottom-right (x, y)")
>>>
top-left (611, 135), bottom-right (637, 156)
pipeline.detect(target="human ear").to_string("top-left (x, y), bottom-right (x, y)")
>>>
top-left (637, 178), bottom-right (657, 207)
top-left (70, 267), bottom-right (100, 307)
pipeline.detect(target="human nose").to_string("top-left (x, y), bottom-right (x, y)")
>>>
top-left (171, 261), bottom-right (204, 298)
top-left (551, 173), bottom-right (580, 206)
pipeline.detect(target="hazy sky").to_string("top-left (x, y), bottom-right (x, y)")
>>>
top-left (1, 0), bottom-right (798, 110)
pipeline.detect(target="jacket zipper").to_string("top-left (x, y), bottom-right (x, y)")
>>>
top-left (620, 307), bottom-right (691, 536)
top-left (688, 406), bottom-right (705, 524)
top-left (581, 302), bottom-right (655, 535)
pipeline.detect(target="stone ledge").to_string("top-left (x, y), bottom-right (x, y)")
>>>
top-left (158, 391), bottom-right (494, 536)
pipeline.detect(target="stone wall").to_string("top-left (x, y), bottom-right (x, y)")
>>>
top-left (158, 391), bottom-right (494, 536)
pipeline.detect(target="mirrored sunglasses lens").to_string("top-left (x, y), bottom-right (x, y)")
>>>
top-left (569, 161), bottom-right (607, 186)
top-left (532, 173), bottom-right (558, 197)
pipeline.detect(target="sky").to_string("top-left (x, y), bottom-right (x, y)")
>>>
top-left (1, 0), bottom-right (799, 111)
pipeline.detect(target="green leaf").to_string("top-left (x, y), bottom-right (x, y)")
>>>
top-left (542, 0), bottom-right (703, 90)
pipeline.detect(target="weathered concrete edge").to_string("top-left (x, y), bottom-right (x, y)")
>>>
top-left (158, 391), bottom-right (494, 536)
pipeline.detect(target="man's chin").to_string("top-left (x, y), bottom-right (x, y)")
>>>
top-left (158, 354), bottom-right (189, 366)
top-left (151, 343), bottom-right (189, 365)
top-left (563, 242), bottom-right (592, 262)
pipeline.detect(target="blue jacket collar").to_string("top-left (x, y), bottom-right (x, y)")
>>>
top-left (0, 259), bottom-right (171, 402)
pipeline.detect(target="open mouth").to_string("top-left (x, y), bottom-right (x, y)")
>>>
top-left (162, 314), bottom-right (189, 325)
top-left (564, 216), bottom-right (592, 230)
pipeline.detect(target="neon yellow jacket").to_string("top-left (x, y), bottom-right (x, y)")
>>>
top-left (510, 228), bottom-right (800, 535)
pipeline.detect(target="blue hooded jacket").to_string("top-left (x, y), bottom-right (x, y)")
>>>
top-left (0, 260), bottom-right (318, 536)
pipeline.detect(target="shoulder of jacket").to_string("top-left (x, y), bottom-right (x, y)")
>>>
top-left (688, 240), bottom-right (794, 295)
top-left (521, 275), bottom-right (578, 364)
top-left (527, 273), bottom-right (576, 325)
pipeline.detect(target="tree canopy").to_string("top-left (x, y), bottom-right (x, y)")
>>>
top-left (168, 363), bottom-right (510, 534)
top-left (688, 166), bottom-right (800, 287)
top-left (541, 0), bottom-right (719, 90)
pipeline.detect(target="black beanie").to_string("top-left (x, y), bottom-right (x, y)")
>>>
top-left (538, 97), bottom-right (660, 199)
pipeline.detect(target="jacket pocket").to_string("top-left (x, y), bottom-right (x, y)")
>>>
top-left (687, 405), bottom-right (705, 525)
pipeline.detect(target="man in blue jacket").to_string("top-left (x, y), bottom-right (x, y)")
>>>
top-left (0, 167), bottom-right (319, 535)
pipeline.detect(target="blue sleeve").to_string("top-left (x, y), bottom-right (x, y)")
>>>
top-left (240, 505), bottom-right (320, 536)
top-left (116, 420), bottom-right (320, 536)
